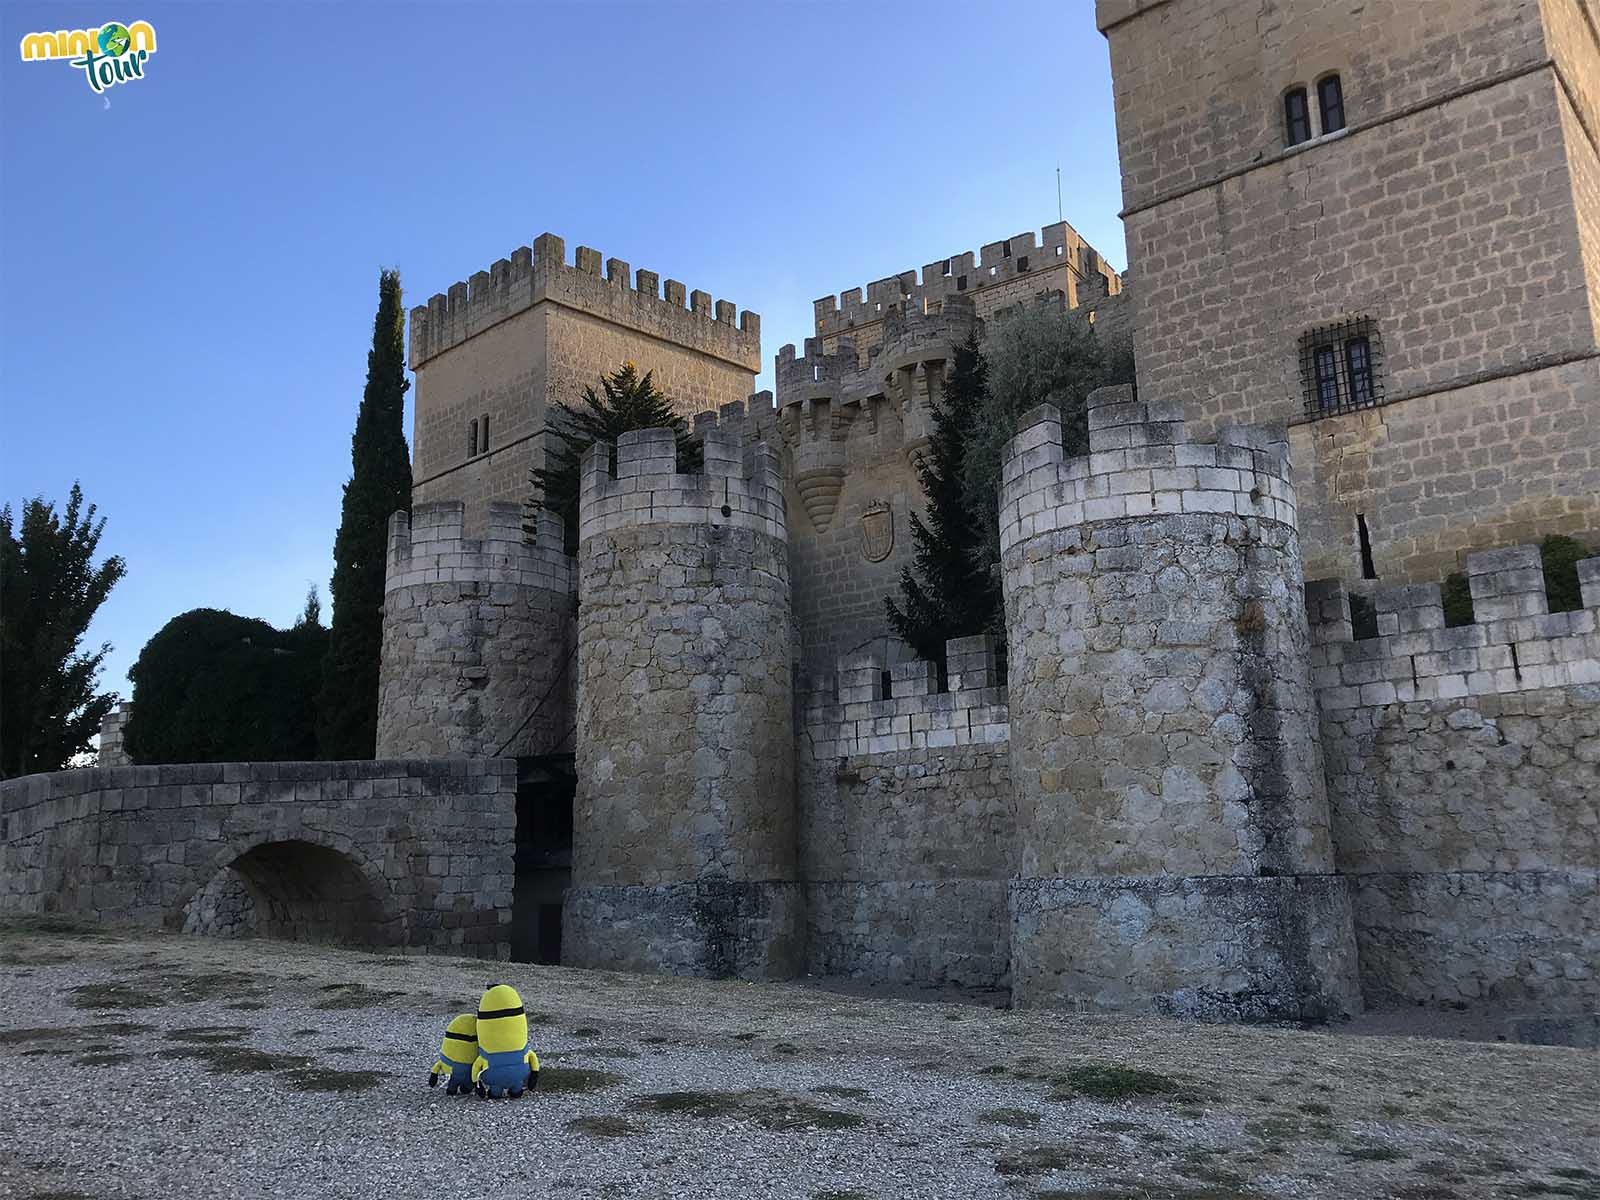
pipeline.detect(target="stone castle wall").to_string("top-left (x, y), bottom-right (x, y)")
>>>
top-left (98, 702), bottom-right (132, 768)
top-left (799, 636), bottom-right (1013, 988)
top-left (0, 759), bottom-right (517, 957)
top-left (408, 233), bottom-right (760, 536)
top-left (998, 386), bottom-right (1360, 1019)
top-left (1307, 550), bottom-right (1600, 1009)
top-left (813, 221), bottom-right (1121, 364)
top-left (376, 500), bottom-right (575, 759)
top-left (1099, 0), bottom-right (1600, 586)
top-left (565, 408), bottom-right (801, 980)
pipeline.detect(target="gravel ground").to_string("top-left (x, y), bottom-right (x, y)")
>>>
top-left (1, 921), bottom-right (1595, 1200)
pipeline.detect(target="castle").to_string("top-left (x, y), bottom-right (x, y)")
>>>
top-left (9, 0), bottom-right (1596, 1025)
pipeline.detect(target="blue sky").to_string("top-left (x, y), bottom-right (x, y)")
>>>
top-left (1, 0), bottom-right (1125, 705)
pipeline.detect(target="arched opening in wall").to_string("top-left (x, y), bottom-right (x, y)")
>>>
top-left (511, 755), bottom-right (575, 965)
top-left (182, 840), bottom-right (393, 948)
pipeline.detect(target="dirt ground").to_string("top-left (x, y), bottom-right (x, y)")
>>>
top-left (0, 919), bottom-right (1595, 1200)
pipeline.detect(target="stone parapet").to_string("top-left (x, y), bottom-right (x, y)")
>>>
top-left (409, 232), bottom-right (760, 371)
top-left (383, 500), bottom-right (572, 598)
top-left (999, 386), bottom-right (1295, 556)
top-left (1305, 550), bottom-right (1600, 711)
top-left (577, 405), bottom-right (786, 544)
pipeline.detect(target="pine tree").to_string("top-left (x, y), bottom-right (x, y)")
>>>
top-left (526, 362), bottom-right (700, 552)
top-left (318, 268), bottom-right (411, 759)
top-left (0, 483), bottom-right (126, 777)
top-left (885, 333), bottom-right (1001, 663)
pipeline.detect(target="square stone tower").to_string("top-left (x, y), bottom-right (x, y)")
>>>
top-left (1098, 0), bottom-right (1600, 584)
top-left (407, 233), bottom-right (761, 534)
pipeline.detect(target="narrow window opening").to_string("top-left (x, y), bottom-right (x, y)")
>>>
top-left (1345, 336), bottom-right (1373, 407)
top-left (956, 275), bottom-right (967, 291)
top-left (1284, 86), bottom-right (1311, 146)
top-left (1054, 244), bottom-right (1064, 256)
top-left (1002, 241), bottom-right (1012, 258)
top-left (1318, 73), bottom-right (1345, 134)
top-left (1314, 345), bottom-right (1339, 411)
top-left (468, 419), bottom-right (478, 458)
top-left (941, 258), bottom-right (952, 277)
top-left (812, 364), bottom-right (821, 381)
top-left (1356, 514), bottom-right (1377, 580)
top-left (1017, 255), bottom-right (1030, 272)
top-left (989, 266), bottom-right (998, 277)
top-left (878, 669), bottom-right (893, 699)
top-left (480, 412), bottom-right (490, 453)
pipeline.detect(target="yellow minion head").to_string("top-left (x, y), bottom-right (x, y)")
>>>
top-left (438, 1012), bottom-right (477, 1064)
top-left (475, 984), bottom-right (528, 1055)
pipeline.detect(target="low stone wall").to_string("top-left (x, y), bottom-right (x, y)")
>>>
top-left (0, 759), bottom-right (517, 957)
top-left (799, 637), bottom-right (1014, 989)
top-left (1309, 550), bottom-right (1600, 1011)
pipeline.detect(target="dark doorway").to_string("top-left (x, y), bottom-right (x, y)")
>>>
top-left (511, 754), bottom-right (575, 964)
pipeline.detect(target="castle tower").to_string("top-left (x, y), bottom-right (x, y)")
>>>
top-left (1097, 0), bottom-right (1600, 585)
top-left (563, 408), bottom-right (801, 979)
top-left (407, 233), bottom-right (761, 537)
top-left (998, 385), bottom-right (1361, 1019)
top-left (375, 501), bottom-right (575, 758)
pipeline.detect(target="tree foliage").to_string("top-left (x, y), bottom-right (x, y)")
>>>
top-left (526, 362), bottom-right (700, 552)
top-left (0, 483), bottom-right (126, 777)
top-left (318, 268), bottom-right (412, 760)
top-left (885, 333), bottom-right (1001, 660)
top-left (125, 609), bottom-right (327, 764)
top-left (961, 302), bottom-right (1135, 566)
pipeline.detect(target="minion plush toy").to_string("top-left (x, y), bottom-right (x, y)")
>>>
top-left (472, 984), bottom-right (540, 1099)
top-left (428, 1013), bottom-right (478, 1095)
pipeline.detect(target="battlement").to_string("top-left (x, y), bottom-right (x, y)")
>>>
top-left (409, 232), bottom-right (761, 371)
top-left (813, 221), bottom-right (1120, 340)
top-left (577, 411), bottom-right (786, 544)
top-left (775, 338), bottom-right (858, 403)
top-left (1305, 547), bottom-right (1600, 711)
top-left (804, 636), bottom-right (1010, 759)
top-left (998, 387), bottom-right (1295, 555)
top-left (383, 500), bottom-right (573, 596)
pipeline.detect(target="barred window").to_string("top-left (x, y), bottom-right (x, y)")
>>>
top-left (1284, 87), bottom-right (1311, 146)
top-left (1318, 74), bottom-right (1346, 134)
top-left (1299, 318), bottom-right (1385, 418)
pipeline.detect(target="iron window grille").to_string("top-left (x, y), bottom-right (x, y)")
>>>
top-left (1299, 317), bottom-right (1385, 418)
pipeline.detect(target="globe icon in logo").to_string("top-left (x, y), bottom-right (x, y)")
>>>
top-left (98, 22), bottom-right (131, 56)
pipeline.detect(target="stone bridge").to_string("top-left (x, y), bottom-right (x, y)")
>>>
top-left (0, 759), bottom-right (516, 957)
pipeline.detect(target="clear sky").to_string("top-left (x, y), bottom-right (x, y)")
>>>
top-left (1, 0), bottom-right (1126, 708)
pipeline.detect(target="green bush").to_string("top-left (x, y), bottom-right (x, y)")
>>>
top-left (1541, 534), bottom-right (1592, 613)
top-left (124, 608), bottom-right (327, 764)
top-left (1441, 572), bottom-right (1474, 627)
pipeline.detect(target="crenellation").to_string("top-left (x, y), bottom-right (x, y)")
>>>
top-left (408, 231), bottom-right (760, 372)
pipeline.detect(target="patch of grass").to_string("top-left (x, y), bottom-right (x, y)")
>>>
top-left (771, 1042), bottom-right (800, 1055)
top-left (164, 1025), bottom-right (251, 1044)
top-left (629, 1090), bottom-right (865, 1132)
top-left (1380, 1102), bottom-right (1407, 1118)
top-left (1298, 1101), bottom-right (1332, 1116)
top-left (69, 981), bottom-right (165, 1010)
top-left (811, 1085), bottom-right (870, 1100)
top-left (291, 1028), bottom-right (317, 1036)
top-left (569, 1026), bottom-right (601, 1037)
top-left (282, 1067), bottom-right (380, 1093)
top-left (0, 914), bottom-right (104, 938)
top-left (1514, 1182), bottom-right (1600, 1199)
top-left (1177, 1161), bottom-right (1248, 1187)
top-left (1052, 1063), bottom-right (1186, 1102)
top-left (321, 1045), bottom-right (364, 1055)
top-left (1341, 1142), bottom-right (1406, 1163)
top-left (527, 1012), bottom-right (552, 1025)
top-left (1095, 1120), bottom-right (1140, 1134)
top-left (1554, 1171), bottom-right (1600, 1183)
top-left (168, 1045), bottom-right (312, 1075)
top-left (977, 1107), bottom-right (1040, 1129)
top-left (732, 1031), bottom-right (759, 1041)
top-left (976, 1064), bottom-right (1007, 1076)
top-left (994, 1143), bottom-right (1117, 1178)
top-left (639, 1035), bottom-right (672, 1045)
top-left (1246, 1116), bottom-right (1337, 1144)
top-left (313, 983), bottom-right (402, 1010)
top-left (578, 1045), bottom-right (640, 1059)
top-left (226, 1001), bottom-right (266, 1011)
top-left (0, 1027), bottom-right (64, 1045)
top-left (539, 1067), bottom-right (626, 1094)
top-left (566, 1115), bottom-right (645, 1139)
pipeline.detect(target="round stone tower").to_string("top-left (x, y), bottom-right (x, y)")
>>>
top-left (565, 407), bottom-right (801, 979)
top-left (998, 386), bottom-right (1360, 1020)
top-left (376, 500), bottom-right (575, 758)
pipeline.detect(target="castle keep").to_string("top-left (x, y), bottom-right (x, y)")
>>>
top-left (5, 1), bottom-right (1594, 1029)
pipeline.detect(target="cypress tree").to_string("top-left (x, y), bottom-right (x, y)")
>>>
top-left (885, 333), bottom-right (1001, 663)
top-left (318, 268), bottom-right (411, 759)
top-left (526, 361), bottom-right (700, 553)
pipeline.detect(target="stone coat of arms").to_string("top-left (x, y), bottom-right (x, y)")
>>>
top-left (860, 500), bottom-right (894, 562)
